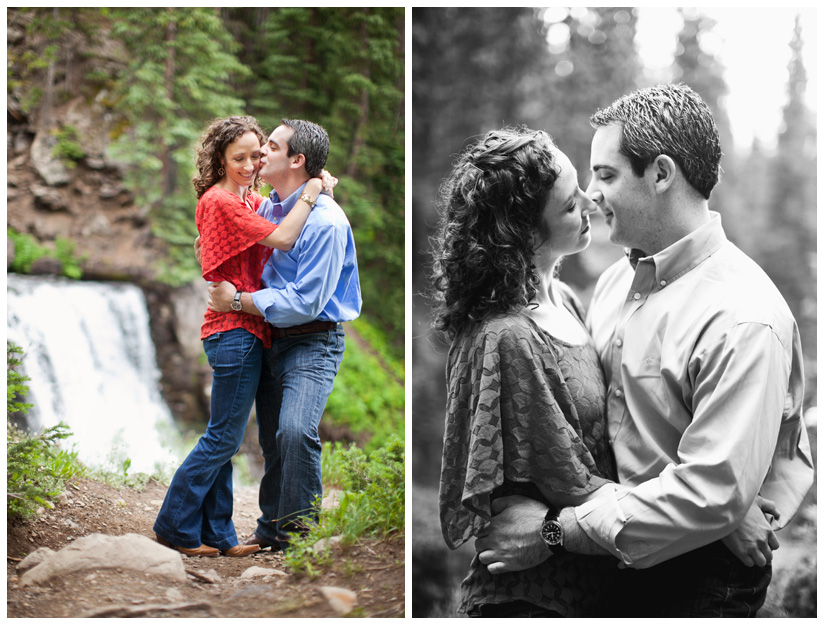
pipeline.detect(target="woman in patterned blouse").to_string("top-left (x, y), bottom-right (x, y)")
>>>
top-left (154, 116), bottom-right (332, 558)
top-left (429, 126), bottom-right (617, 617)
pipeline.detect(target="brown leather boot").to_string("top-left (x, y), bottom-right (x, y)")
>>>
top-left (221, 544), bottom-right (261, 557)
top-left (155, 534), bottom-right (219, 557)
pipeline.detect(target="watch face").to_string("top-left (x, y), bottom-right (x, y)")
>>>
top-left (541, 520), bottom-right (563, 546)
top-left (231, 302), bottom-right (242, 311)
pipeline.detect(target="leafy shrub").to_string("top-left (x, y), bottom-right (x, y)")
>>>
top-left (284, 435), bottom-right (405, 577)
top-left (51, 124), bottom-right (86, 167)
top-left (7, 343), bottom-right (86, 520)
top-left (8, 228), bottom-right (84, 278)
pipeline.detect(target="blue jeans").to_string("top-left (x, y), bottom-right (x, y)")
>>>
top-left (253, 327), bottom-right (345, 547)
top-left (604, 540), bottom-right (772, 617)
top-left (154, 328), bottom-right (262, 550)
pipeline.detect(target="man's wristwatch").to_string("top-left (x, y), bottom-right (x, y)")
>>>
top-left (231, 290), bottom-right (243, 311)
top-left (540, 509), bottom-right (567, 554)
top-left (299, 192), bottom-right (317, 209)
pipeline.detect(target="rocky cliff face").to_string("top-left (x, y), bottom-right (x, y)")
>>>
top-left (7, 12), bottom-right (210, 427)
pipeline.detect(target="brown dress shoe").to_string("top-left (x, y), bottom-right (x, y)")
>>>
top-left (221, 544), bottom-right (261, 557)
top-left (155, 534), bottom-right (219, 557)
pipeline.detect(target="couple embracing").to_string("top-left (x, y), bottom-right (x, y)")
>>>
top-left (153, 117), bottom-right (361, 557)
top-left (432, 84), bottom-right (813, 617)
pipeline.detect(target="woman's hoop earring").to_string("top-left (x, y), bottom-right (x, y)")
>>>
top-left (218, 167), bottom-right (225, 176)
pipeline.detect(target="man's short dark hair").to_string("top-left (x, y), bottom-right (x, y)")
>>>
top-left (281, 118), bottom-right (329, 178)
top-left (590, 83), bottom-right (722, 199)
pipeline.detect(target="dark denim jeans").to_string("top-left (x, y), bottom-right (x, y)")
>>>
top-left (154, 328), bottom-right (262, 550)
top-left (468, 600), bottom-right (563, 618)
top-left (253, 327), bottom-right (345, 548)
top-left (604, 540), bottom-right (772, 617)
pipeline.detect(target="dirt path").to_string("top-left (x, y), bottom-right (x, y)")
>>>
top-left (6, 478), bottom-right (404, 618)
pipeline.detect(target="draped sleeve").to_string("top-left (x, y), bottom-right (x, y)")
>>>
top-left (439, 314), bottom-right (611, 550)
top-left (196, 187), bottom-right (275, 280)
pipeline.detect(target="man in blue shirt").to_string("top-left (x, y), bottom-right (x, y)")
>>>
top-left (209, 119), bottom-right (361, 550)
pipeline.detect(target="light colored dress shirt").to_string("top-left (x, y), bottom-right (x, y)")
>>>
top-left (251, 183), bottom-right (362, 327)
top-left (575, 212), bottom-right (814, 569)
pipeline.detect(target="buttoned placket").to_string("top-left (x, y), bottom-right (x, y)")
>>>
top-left (606, 259), bottom-right (658, 445)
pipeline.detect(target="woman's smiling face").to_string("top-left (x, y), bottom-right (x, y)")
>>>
top-left (220, 131), bottom-right (262, 189)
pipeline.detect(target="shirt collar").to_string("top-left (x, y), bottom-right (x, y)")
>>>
top-left (633, 212), bottom-right (728, 285)
top-left (267, 182), bottom-right (308, 219)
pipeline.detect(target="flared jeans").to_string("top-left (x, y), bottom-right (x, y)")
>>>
top-left (154, 328), bottom-right (261, 550)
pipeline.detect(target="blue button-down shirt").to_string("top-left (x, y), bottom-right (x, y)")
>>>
top-left (251, 183), bottom-right (362, 327)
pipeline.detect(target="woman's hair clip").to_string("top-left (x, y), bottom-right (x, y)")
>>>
top-left (468, 163), bottom-right (484, 175)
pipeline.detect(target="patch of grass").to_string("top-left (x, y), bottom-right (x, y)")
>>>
top-left (283, 435), bottom-right (404, 577)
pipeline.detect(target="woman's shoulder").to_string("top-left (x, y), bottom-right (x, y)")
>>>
top-left (452, 313), bottom-right (541, 357)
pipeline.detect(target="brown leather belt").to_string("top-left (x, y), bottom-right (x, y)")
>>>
top-left (271, 320), bottom-right (339, 340)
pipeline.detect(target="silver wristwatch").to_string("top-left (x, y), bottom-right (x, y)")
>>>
top-left (231, 290), bottom-right (243, 311)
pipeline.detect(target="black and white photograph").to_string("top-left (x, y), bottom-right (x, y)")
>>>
top-left (412, 6), bottom-right (816, 618)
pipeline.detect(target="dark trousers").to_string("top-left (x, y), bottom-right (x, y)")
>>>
top-left (602, 540), bottom-right (772, 618)
top-left (468, 600), bottom-right (563, 618)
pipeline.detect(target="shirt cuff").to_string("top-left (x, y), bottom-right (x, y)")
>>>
top-left (575, 484), bottom-right (635, 566)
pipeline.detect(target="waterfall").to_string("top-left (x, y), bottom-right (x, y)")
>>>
top-left (7, 274), bottom-right (182, 475)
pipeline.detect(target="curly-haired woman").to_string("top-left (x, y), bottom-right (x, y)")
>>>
top-left (430, 126), bottom-right (617, 616)
top-left (153, 116), bottom-right (331, 558)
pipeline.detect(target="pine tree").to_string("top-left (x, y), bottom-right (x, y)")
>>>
top-left (763, 14), bottom-right (817, 373)
top-left (107, 7), bottom-right (250, 282)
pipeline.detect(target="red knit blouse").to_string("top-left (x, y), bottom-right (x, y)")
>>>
top-left (196, 186), bottom-right (276, 348)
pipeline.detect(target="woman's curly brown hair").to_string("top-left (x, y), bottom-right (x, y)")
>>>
top-left (429, 126), bottom-right (560, 340)
top-left (193, 116), bottom-right (266, 199)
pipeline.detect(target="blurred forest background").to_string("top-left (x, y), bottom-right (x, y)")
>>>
top-left (7, 8), bottom-right (404, 464)
top-left (411, 7), bottom-right (816, 618)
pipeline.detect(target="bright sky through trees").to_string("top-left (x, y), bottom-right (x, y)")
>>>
top-left (542, 7), bottom-right (817, 152)
top-left (636, 7), bottom-right (817, 151)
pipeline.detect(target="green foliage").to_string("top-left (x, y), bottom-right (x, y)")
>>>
top-left (7, 344), bottom-right (86, 520)
top-left (324, 318), bottom-right (404, 452)
top-left (7, 344), bottom-right (33, 417)
top-left (51, 124), bottom-right (86, 167)
top-left (234, 7), bottom-right (405, 339)
top-left (107, 7), bottom-right (251, 286)
top-left (7, 228), bottom-right (85, 279)
top-left (283, 435), bottom-right (404, 577)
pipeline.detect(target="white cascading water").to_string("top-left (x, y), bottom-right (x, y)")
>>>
top-left (7, 274), bottom-right (182, 474)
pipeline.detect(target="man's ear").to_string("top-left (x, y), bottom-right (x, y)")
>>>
top-left (652, 155), bottom-right (677, 192)
top-left (290, 152), bottom-right (307, 171)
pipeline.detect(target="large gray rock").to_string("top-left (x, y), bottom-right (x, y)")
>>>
top-left (30, 132), bottom-right (71, 186)
top-left (19, 533), bottom-right (187, 587)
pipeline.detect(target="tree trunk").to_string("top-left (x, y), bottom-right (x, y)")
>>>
top-left (161, 13), bottom-right (178, 198)
top-left (347, 8), bottom-right (371, 178)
